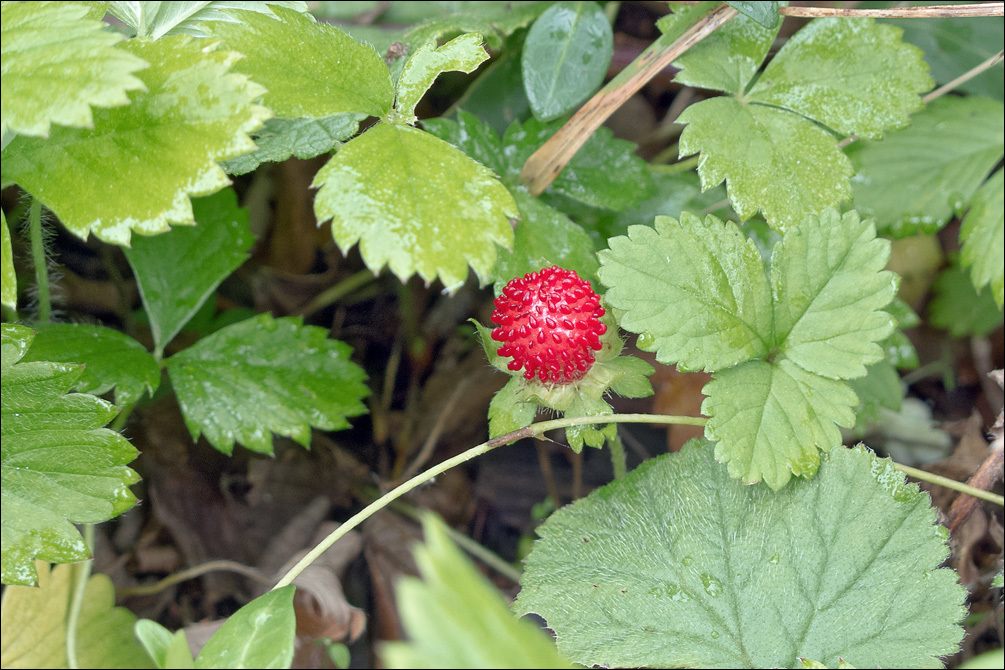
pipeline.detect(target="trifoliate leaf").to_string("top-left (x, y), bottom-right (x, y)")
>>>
top-left (210, 6), bottom-right (393, 119)
top-left (522, 1), bottom-right (613, 122)
top-left (0, 324), bottom-right (139, 585)
top-left (221, 114), bottom-right (364, 175)
top-left (194, 587), bottom-right (295, 669)
top-left (488, 376), bottom-right (538, 438)
top-left (0, 1), bottom-right (147, 139)
top-left (678, 97), bottom-right (853, 231)
top-left (0, 561), bottom-right (152, 668)
top-left (960, 167), bottom-right (1004, 307)
top-left (106, 1), bottom-right (307, 39)
top-left (1, 36), bottom-right (269, 245)
top-left (123, 188), bottom-right (254, 357)
top-left (1, 211), bottom-right (13, 310)
top-left (165, 314), bottom-right (369, 455)
top-left (748, 18), bottom-right (932, 139)
top-left (725, 1), bottom-right (779, 29)
top-left (313, 123), bottom-right (517, 290)
top-left (383, 515), bottom-right (572, 669)
top-left (395, 32), bottom-right (489, 125)
top-left (515, 441), bottom-right (966, 669)
top-left (929, 263), bottom-right (1003, 338)
top-left (847, 96), bottom-right (1004, 237)
top-left (21, 323), bottom-right (159, 406)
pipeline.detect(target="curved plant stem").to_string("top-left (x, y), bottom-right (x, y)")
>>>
top-left (28, 199), bottom-right (51, 323)
top-left (65, 524), bottom-right (94, 670)
top-left (115, 560), bottom-right (269, 598)
top-left (894, 462), bottom-right (1005, 507)
top-left (293, 268), bottom-right (376, 317)
top-left (272, 413), bottom-right (707, 590)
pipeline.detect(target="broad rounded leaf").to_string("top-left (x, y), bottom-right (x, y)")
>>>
top-left (195, 587), bottom-right (295, 669)
top-left (313, 123), bottom-right (517, 290)
top-left (21, 323), bottom-right (160, 406)
top-left (959, 168), bottom-right (1004, 308)
top-left (1, 36), bottom-right (269, 245)
top-left (0, 1), bottom-right (147, 138)
top-left (165, 314), bottom-right (369, 455)
top-left (1, 211), bottom-right (13, 309)
top-left (515, 442), bottom-right (966, 668)
top-left (395, 32), bottom-right (489, 124)
top-left (522, 1), bottom-right (613, 121)
top-left (107, 1), bottom-right (308, 39)
top-left (678, 97), bottom-right (853, 231)
top-left (749, 18), bottom-right (932, 139)
top-left (1, 324), bottom-right (139, 585)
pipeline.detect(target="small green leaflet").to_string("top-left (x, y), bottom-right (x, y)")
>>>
top-left (21, 323), bottom-right (160, 406)
top-left (960, 168), bottom-right (1004, 308)
top-left (124, 188), bottom-right (254, 357)
top-left (0, 1), bottom-right (147, 139)
top-left (599, 209), bottom-right (895, 488)
top-left (222, 114), bottom-right (364, 175)
top-left (725, 1), bottom-right (779, 29)
top-left (929, 263), bottom-right (1003, 338)
top-left (1, 36), bottom-right (269, 245)
top-left (1, 211), bottom-right (13, 309)
top-left (165, 314), bottom-right (369, 455)
top-left (1, 324), bottom-right (139, 586)
top-left (395, 32), bottom-right (489, 125)
top-left (847, 96), bottom-right (1004, 237)
top-left (313, 123), bottom-right (517, 290)
top-left (210, 6), bottom-right (393, 119)
top-left (487, 376), bottom-right (539, 438)
top-left (515, 442), bottom-right (966, 669)
top-left (382, 515), bottom-right (572, 669)
top-left (521, 1), bottom-right (613, 122)
top-left (0, 562), bottom-right (152, 668)
top-left (403, 1), bottom-right (549, 52)
top-left (106, 1), bottom-right (308, 39)
top-left (194, 587), bottom-right (295, 669)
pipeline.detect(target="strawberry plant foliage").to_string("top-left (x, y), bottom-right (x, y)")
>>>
top-left (106, 1), bottom-right (308, 40)
top-left (960, 168), bottom-right (1004, 308)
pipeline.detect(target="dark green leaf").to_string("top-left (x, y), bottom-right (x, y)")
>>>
top-left (929, 263), bottom-right (1003, 337)
top-left (959, 167), bottom-right (1004, 308)
top-left (222, 114), bottom-right (364, 175)
top-left (849, 360), bottom-right (903, 430)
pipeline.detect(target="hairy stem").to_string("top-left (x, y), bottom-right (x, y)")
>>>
top-left (28, 199), bottom-right (51, 323)
top-left (608, 428), bottom-right (627, 480)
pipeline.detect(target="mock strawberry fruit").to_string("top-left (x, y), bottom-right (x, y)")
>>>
top-left (491, 266), bottom-right (607, 384)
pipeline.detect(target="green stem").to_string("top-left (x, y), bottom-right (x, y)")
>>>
top-left (110, 402), bottom-right (136, 433)
top-left (608, 429), bottom-right (627, 480)
top-left (294, 269), bottom-right (376, 317)
top-left (894, 462), bottom-right (1004, 506)
top-left (272, 413), bottom-right (706, 590)
top-left (28, 199), bottom-right (50, 323)
top-left (65, 524), bottom-right (94, 670)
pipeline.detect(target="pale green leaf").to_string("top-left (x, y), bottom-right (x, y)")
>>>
top-left (678, 97), bottom-right (853, 230)
top-left (1, 211), bottom-right (13, 309)
top-left (770, 209), bottom-right (895, 380)
top-left (222, 114), bottom-right (364, 175)
top-left (1, 36), bottom-right (269, 245)
top-left (522, 1), bottom-right (613, 121)
top-left (726, 1), bottom-right (779, 29)
top-left (673, 8), bottom-right (778, 95)
top-left (488, 376), bottom-right (538, 438)
top-left (0, 323), bottom-right (139, 585)
top-left (0, 562), bottom-right (152, 668)
top-left (195, 587), bottom-right (295, 669)
top-left (313, 123), bottom-right (516, 290)
top-left (383, 515), bottom-right (572, 669)
top-left (929, 264), bottom-right (1003, 338)
top-left (749, 18), bottom-right (932, 139)
top-left (847, 96), bottom-right (1004, 237)
top-left (395, 32), bottom-right (489, 124)
top-left (598, 212), bottom-right (772, 372)
top-left (123, 189), bottom-right (254, 356)
top-left (106, 1), bottom-right (308, 39)
top-left (134, 619), bottom-right (176, 669)
top-left (960, 168), bottom-right (1004, 307)
top-left (165, 314), bottom-right (369, 455)
top-left (21, 323), bottom-right (160, 406)
top-left (515, 442), bottom-right (966, 668)
top-left (0, 1), bottom-right (146, 138)
top-left (210, 6), bottom-right (393, 118)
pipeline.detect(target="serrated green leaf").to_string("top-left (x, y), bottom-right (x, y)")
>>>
top-left (960, 168), bottom-right (1004, 307)
top-left (522, 1), bottom-right (612, 122)
top-left (515, 442), bottom-right (966, 668)
top-left (673, 7), bottom-right (778, 95)
top-left (0, 323), bottom-right (139, 585)
top-left (847, 96), bottom-right (1004, 237)
top-left (210, 6), bottom-right (393, 118)
top-left (313, 122), bottom-right (517, 290)
top-left (929, 263), bottom-right (1003, 338)
top-left (602, 355), bottom-right (655, 398)
top-left (194, 586), bottom-right (295, 669)
top-left (849, 360), bottom-right (902, 430)
top-left (383, 515), bottom-right (572, 669)
top-left (222, 114), bottom-right (364, 175)
top-left (678, 97), bottom-right (853, 230)
top-left (403, 1), bottom-right (548, 52)
top-left (0, 1), bottom-right (147, 138)
top-left (107, 1), bottom-right (308, 39)
top-left (165, 314), bottom-right (369, 455)
top-left (726, 1), bottom-right (779, 29)
top-left (749, 18), bottom-right (932, 139)
top-left (493, 189), bottom-right (599, 293)
top-left (395, 32), bottom-right (489, 124)
top-left (123, 188), bottom-right (254, 356)
top-left (422, 109), bottom-right (507, 175)
top-left (1, 36), bottom-right (269, 245)
top-left (1, 211), bottom-right (13, 309)
top-left (21, 323), bottom-right (160, 406)
top-left (881, 298), bottom-right (920, 370)
top-left (0, 562), bottom-right (152, 668)
top-left (598, 212), bottom-right (772, 371)
top-left (488, 376), bottom-right (538, 438)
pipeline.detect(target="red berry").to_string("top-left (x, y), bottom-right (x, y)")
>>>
top-left (490, 266), bottom-right (607, 384)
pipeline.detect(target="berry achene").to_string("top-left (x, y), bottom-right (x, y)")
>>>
top-left (491, 266), bottom-right (607, 384)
